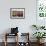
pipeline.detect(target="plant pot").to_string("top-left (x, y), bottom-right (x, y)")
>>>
top-left (37, 39), bottom-right (44, 44)
top-left (37, 39), bottom-right (40, 43)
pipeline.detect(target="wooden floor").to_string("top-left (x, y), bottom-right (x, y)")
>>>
top-left (0, 42), bottom-right (46, 46)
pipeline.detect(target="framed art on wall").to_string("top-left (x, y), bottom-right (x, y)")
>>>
top-left (10, 8), bottom-right (25, 19)
top-left (36, 0), bottom-right (46, 26)
top-left (37, 0), bottom-right (46, 19)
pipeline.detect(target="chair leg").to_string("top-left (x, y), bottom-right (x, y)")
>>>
top-left (4, 41), bottom-right (7, 46)
top-left (4, 33), bottom-right (7, 46)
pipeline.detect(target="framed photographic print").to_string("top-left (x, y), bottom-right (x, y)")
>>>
top-left (37, 0), bottom-right (46, 19)
top-left (36, 0), bottom-right (46, 26)
top-left (10, 8), bottom-right (25, 19)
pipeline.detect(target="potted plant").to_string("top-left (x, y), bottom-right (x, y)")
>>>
top-left (32, 24), bottom-right (45, 30)
top-left (33, 32), bottom-right (46, 43)
top-left (32, 25), bottom-right (39, 30)
top-left (40, 26), bottom-right (45, 29)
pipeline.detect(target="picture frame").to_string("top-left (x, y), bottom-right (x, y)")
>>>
top-left (36, 0), bottom-right (46, 19)
top-left (10, 8), bottom-right (25, 19)
top-left (36, 0), bottom-right (46, 26)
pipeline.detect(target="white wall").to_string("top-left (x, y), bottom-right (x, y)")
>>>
top-left (0, 0), bottom-right (36, 42)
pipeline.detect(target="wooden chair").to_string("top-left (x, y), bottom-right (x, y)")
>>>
top-left (4, 33), bottom-right (18, 46)
top-left (18, 33), bottom-right (30, 46)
